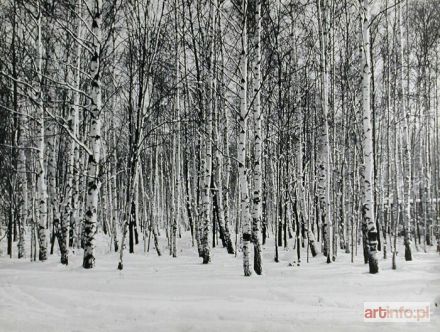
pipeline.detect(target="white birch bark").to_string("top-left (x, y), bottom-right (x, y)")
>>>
top-left (239, 0), bottom-right (252, 276)
top-left (359, 0), bottom-right (379, 273)
top-left (83, 0), bottom-right (102, 268)
top-left (152, 146), bottom-right (162, 256)
top-left (36, 0), bottom-right (48, 261)
top-left (200, 79), bottom-right (213, 264)
top-left (110, 131), bottom-right (119, 251)
top-left (222, 112), bottom-right (235, 255)
top-left (70, 1), bottom-right (82, 250)
top-left (59, 0), bottom-right (82, 264)
top-left (397, 0), bottom-right (412, 261)
top-left (171, 0), bottom-right (181, 257)
top-left (17, 110), bottom-right (27, 259)
top-left (316, 0), bottom-right (333, 262)
top-left (200, 4), bottom-right (216, 264)
top-left (31, 168), bottom-right (38, 261)
top-left (193, 140), bottom-right (203, 256)
top-left (219, 12), bottom-right (234, 255)
top-left (46, 115), bottom-right (58, 246)
top-left (251, 0), bottom-right (263, 275)
top-left (171, 134), bottom-right (178, 257)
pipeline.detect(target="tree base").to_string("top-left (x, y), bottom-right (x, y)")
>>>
top-left (244, 268), bottom-right (252, 277)
top-left (253, 245), bottom-right (263, 275)
top-left (83, 254), bottom-right (95, 269)
top-left (404, 243), bottom-right (412, 261)
top-left (226, 240), bottom-right (235, 255)
top-left (60, 255), bottom-right (68, 265)
top-left (369, 254), bottom-right (379, 274)
top-left (202, 254), bottom-right (210, 264)
top-left (39, 251), bottom-right (47, 261)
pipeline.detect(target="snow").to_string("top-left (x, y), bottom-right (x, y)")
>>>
top-left (0, 236), bottom-right (439, 332)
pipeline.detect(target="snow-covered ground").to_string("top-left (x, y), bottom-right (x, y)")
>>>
top-left (0, 236), bottom-right (439, 332)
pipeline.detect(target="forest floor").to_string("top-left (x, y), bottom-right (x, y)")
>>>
top-left (0, 234), bottom-right (439, 332)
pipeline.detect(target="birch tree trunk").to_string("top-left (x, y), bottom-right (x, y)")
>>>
top-left (251, 0), bottom-right (263, 275)
top-left (14, 5), bottom-right (26, 259)
top-left (359, 0), bottom-right (378, 274)
top-left (36, 0), bottom-right (48, 261)
top-left (83, 0), bottom-right (102, 269)
top-left (9, 1), bottom-right (28, 258)
top-left (239, 0), bottom-right (252, 276)
top-left (219, 16), bottom-right (234, 255)
top-left (397, 0), bottom-right (412, 261)
top-left (60, 103), bottom-right (76, 264)
top-left (200, 4), bottom-right (216, 264)
top-left (152, 146), bottom-right (162, 256)
top-left (316, 0), bottom-right (333, 263)
top-left (46, 112), bottom-right (58, 256)
top-left (59, 0), bottom-right (82, 265)
top-left (171, 0), bottom-right (181, 257)
top-left (17, 107), bottom-right (27, 259)
top-left (69, 0), bottom-right (82, 250)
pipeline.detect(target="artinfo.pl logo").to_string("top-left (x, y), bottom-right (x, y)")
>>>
top-left (364, 302), bottom-right (430, 322)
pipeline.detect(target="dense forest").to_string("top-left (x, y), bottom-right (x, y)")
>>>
top-left (0, 0), bottom-right (439, 277)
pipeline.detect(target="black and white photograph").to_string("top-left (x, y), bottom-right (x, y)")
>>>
top-left (0, 0), bottom-right (439, 331)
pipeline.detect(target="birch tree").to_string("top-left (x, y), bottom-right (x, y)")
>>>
top-left (359, 0), bottom-right (379, 274)
top-left (35, 0), bottom-right (48, 261)
top-left (83, 0), bottom-right (103, 268)
top-left (251, 0), bottom-right (263, 275)
top-left (239, 0), bottom-right (252, 277)
top-left (316, 0), bottom-right (333, 263)
top-left (200, 2), bottom-right (216, 265)
top-left (397, 0), bottom-right (412, 261)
